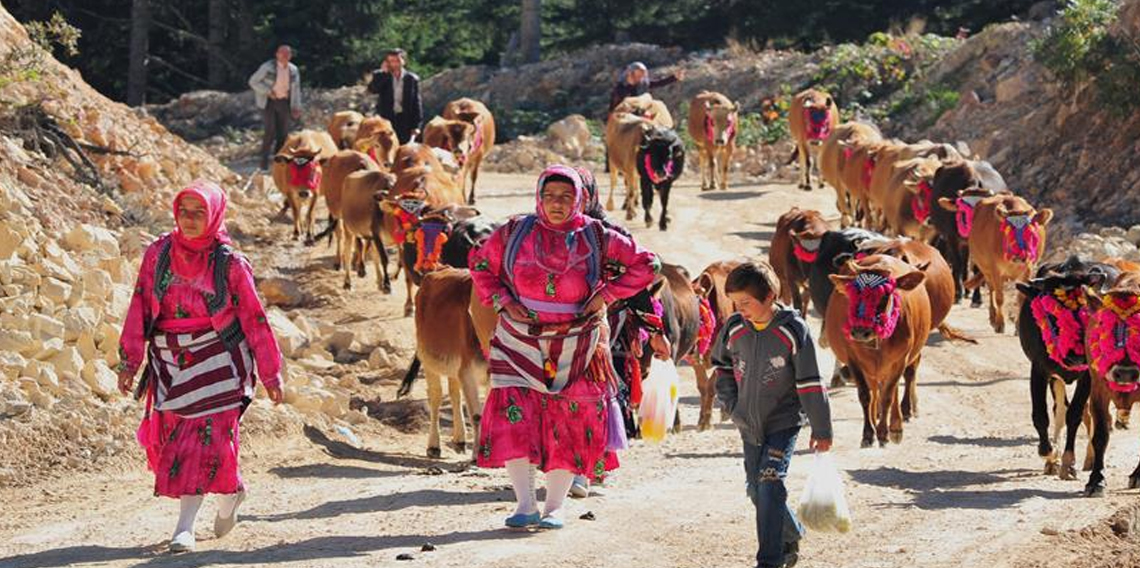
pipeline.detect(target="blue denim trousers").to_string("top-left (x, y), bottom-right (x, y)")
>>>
top-left (743, 426), bottom-right (804, 568)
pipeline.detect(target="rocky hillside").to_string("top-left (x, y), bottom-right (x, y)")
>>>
top-left (0, 6), bottom-right (414, 486)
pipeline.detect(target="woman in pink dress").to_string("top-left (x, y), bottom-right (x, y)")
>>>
top-left (116, 180), bottom-right (284, 553)
top-left (469, 165), bottom-right (659, 530)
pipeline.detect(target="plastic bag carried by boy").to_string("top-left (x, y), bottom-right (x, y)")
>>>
top-left (638, 358), bottom-right (680, 443)
top-left (797, 452), bottom-right (853, 533)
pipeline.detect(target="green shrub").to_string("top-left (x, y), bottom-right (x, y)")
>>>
top-left (813, 32), bottom-right (957, 107)
top-left (0, 12), bottom-right (80, 92)
top-left (1032, 0), bottom-right (1120, 88)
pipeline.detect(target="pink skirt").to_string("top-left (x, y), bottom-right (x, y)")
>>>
top-left (146, 408), bottom-right (244, 498)
top-left (477, 373), bottom-right (619, 481)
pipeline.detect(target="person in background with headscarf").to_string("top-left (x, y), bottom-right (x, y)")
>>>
top-left (607, 61), bottom-right (685, 114)
top-left (469, 165), bottom-right (661, 530)
top-left (116, 181), bottom-right (284, 553)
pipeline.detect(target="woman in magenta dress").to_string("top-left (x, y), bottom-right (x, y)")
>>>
top-left (470, 165), bottom-right (660, 529)
top-left (116, 180), bottom-right (284, 553)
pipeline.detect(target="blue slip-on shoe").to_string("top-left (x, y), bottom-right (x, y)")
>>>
top-left (538, 515), bottom-right (565, 530)
top-left (504, 512), bottom-right (541, 528)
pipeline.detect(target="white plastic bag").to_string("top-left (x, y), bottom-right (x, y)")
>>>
top-left (637, 358), bottom-right (680, 443)
top-left (797, 452), bottom-right (853, 533)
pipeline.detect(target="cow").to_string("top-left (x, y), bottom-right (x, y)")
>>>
top-left (838, 138), bottom-right (896, 229)
top-left (788, 88), bottom-right (839, 191)
top-left (648, 263), bottom-right (702, 433)
top-left (818, 122), bottom-right (883, 227)
top-left (770, 207), bottom-right (830, 316)
top-left (864, 141), bottom-right (960, 232)
top-left (825, 255), bottom-right (931, 447)
top-left (1082, 269), bottom-right (1140, 497)
top-left (315, 150), bottom-right (379, 271)
top-left (271, 129), bottom-right (338, 243)
top-left (883, 156), bottom-right (943, 240)
top-left (612, 93), bottom-right (674, 128)
top-left (398, 268), bottom-right (490, 458)
top-left (441, 98), bottom-right (496, 205)
top-left (1016, 257), bottom-right (1118, 480)
top-left (941, 194), bottom-right (1052, 334)
top-left (690, 260), bottom-right (741, 431)
top-left (636, 126), bottom-right (685, 230)
top-left (605, 112), bottom-right (654, 220)
top-left (354, 116), bottom-right (400, 169)
top-left (928, 159), bottom-right (1008, 307)
top-left (328, 110), bottom-right (365, 150)
top-left (686, 91), bottom-right (738, 192)
top-left (338, 169), bottom-right (397, 293)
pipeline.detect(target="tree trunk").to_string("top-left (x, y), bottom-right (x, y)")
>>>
top-left (520, 0), bottom-right (541, 64)
top-left (207, 0), bottom-right (228, 88)
top-left (126, 0), bottom-right (150, 106)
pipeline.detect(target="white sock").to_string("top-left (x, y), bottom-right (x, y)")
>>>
top-left (175, 495), bottom-right (204, 537)
top-left (217, 491), bottom-right (241, 519)
top-left (505, 458), bottom-right (538, 515)
top-left (543, 470), bottom-right (576, 518)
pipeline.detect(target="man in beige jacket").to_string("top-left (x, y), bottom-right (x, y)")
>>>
top-left (248, 45), bottom-right (303, 171)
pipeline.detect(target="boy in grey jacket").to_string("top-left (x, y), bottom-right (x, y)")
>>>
top-left (712, 261), bottom-right (832, 568)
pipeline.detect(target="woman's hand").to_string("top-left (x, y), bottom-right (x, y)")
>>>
top-left (649, 333), bottom-right (672, 360)
top-left (117, 369), bottom-right (135, 396)
top-left (584, 294), bottom-right (606, 315)
top-left (501, 302), bottom-right (533, 322)
top-left (810, 437), bottom-right (832, 453)
top-left (266, 385), bottom-right (284, 405)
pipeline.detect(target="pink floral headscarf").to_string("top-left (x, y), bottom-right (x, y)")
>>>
top-left (171, 180), bottom-right (232, 279)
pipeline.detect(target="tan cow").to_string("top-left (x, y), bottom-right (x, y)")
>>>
top-left (397, 268), bottom-right (490, 458)
top-left (866, 142), bottom-right (960, 232)
top-left (328, 110), bottom-right (364, 150)
top-left (339, 169), bottom-right (397, 292)
top-left (941, 194), bottom-right (1053, 333)
top-left (612, 93), bottom-right (674, 128)
top-left (770, 207), bottom-right (830, 315)
top-left (876, 156), bottom-right (943, 239)
top-left (826, 255), bottom-right (931, 446)
top-left (605, 112), bottom-right (653, 220)
top-left (442, 98), bottom-right (496, 205)
top-left (788, 88), bottom-right (839, 191)
top-left (271, 129), bottom-right (339, 243)
top-left (818, 122), bottom-right (883, 227)
top-left (691, 260), bottom-right (741, 431)
top-left (354, 116), bottom-right (400, 169)
top-left (317, 150), bottom-right (379, 272)
top-left (686, 91), bottom-right (738, 192)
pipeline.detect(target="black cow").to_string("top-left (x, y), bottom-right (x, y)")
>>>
top-left (929, 159), bottom-right (1007, 307)
top-left (1016, 256), bottom-right (1118, 481)
top-left (636, 126), bottom-right (685, 231)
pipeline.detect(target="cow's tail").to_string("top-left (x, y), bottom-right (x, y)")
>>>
top-left (397, 355), bottom-right (422, 398)
top-left (938, 323), bottom-right (978, 344)
top-left (786, 145), bottom-right (800, 165)
top-left (314, 216), bottom-right (339, 246)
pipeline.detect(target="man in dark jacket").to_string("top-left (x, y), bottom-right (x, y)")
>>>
top-left (367, 49), bottom-right (423, 144)
top-left (607, 61), bottom-right (685, 113)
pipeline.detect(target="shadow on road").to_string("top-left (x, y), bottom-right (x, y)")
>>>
top-left (926, 435), bottom-right (1035, 448)
top-left (244, 487), bottom-right (513, 522)
top-left (302, 425), bottom-right (457, 470)
top-left (268, 463), bottom-right (402, 480)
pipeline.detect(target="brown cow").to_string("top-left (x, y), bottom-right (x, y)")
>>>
top-left (941, 194), bottom-right (1053, 333)
top-left (605, 112), bottom-right (653, 220)
top-left (271, 129), bottom-right (339, 243)
top-left (397, 268), bottom-right (489, 458)
top-left (881, 156), bottom-right (943, 240)
top-left (770, 207), bottom-right (830, 315)
top-left (819, 122), bottom-right (882, 228)
top-left (691, 260), bottom-right (741, 431)
top-left (442, 98), bottom-right (496, 205)
top-left (317, 150), bottom-right (379, 271)
top-left (339, 169), bottom-right (397, 292)
top-left (865, 142), bottom-right (960, 232)
top-left (650, 263), bottom-right (702, 433)
top-left (612, 93), bottom-right (674, 128)
top-left (328, 110), bottom-right (365, 149)
top-left (1083, 269), bottom-right (1140, 497)
top-left (826, 255), bottom-right (931, 446)
top-left (686, 91), bottom-right (738, 192)
top-left (788, 88), bottom-right (839, 191)
top-left (354, 116), bottom-right (400, 169)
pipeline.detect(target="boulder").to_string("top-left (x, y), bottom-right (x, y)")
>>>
top-left (266, 307), bottom-right (308, 358)
top-left (259, 277), bottom-right (308, 308)
top-left (60, 307), bottom-right (100, 342)
top-left (0, 329), bottom-right (37, 356)
top-left (34, 337), bottom-right (65, 361)
top-left (326, 330), bottom-right (356, 355)
top-left (82, 269), bottom-right (114, 302)
top-left (29, 313), bottom-right (66, 341)
top-left (0, 222), bottom-right (20, 260)
top-left (50, 346), bottom-right (85, 381)
top-left (0, 351), bottom-right (28, 380)
top-left (369, 347), bottom-right (393, 369)
top-left (63, 224), bottom-right (121, 258)
top-left (546, 114), bottom-right (592, 159)
top-left (39, 277), bottom-right (73, 307)
top-left (81, 359), bottom-right (118, 400)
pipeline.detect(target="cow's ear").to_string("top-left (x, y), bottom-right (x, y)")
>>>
top-left (1015, 281), bottom-right (1039, 296)
top-left (695, 273), bottom-right (714, 297)
top-left (648, 278), bottom-right (667, 298)
top-left (1084, 288), bottom-right (1104, 311)
top-left (896, 270), bottom-right (926, 291)
top-left (704, 100), bottom-right (712, 111)
top-left (914, 261), bottom-right (932, 272)
top-left (938, 197), bottom-right (958, 211)
top-left (832, 253), bottom-right (854, 269)
top-left (1034, 208), bottom-right (1054, 226)
top-left (829, 274), bottom-right (854, 293)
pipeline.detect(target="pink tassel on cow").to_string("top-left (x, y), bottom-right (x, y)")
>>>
top-left (911, 180), bottom-right (933, 224)
top-left (288, 160), bottom-right (322, 192)
top-left (1088, 294), bottom-right (1140, 393)
top-left (1029, 291), bottom-right (1089, 371)
top-left (1001, 215), bottom-right (1041, 263)
top-left (843, 272), bottom-right (902, 341)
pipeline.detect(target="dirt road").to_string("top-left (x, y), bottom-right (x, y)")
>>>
top-left (2, 173), bottom-right (1138, 568)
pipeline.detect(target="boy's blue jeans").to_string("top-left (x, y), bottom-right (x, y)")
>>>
top-left (743, 426), bottom-right (804, 568)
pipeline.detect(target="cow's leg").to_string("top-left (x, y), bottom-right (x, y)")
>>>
top-left (332, 219), bottom-right (343, 271)
top-left (969, 263), bottom-right (984, 308)
top-left (459, 361), bottom-right (484, 460)
top-left (1083, 405), bottom-right (1095, 471)
top-left (466, 163), bottom-right (479, 206)
top-left (1085, 392), bottom-right (1111, 497)
top-left (658, 183), bottom-right (671, 231)
top-left (641, 175), bottom-right (655, 228)
top-left (698, 147), bottom-right (709, 191)
top-left (1050, 377), bottom-right (1068, 450)
top-left (1030, 363), bottom-right (1056, 474)
top-left (888, 377), bottom-right (905, 444)
top-left (342, 231), bottom-right (355, 290)
top-left (852, 367), bottom-right (875, 448)
top-left (693, 358), bottom-right (715, 432)
top-left (290, 196), bottom-right (302, 240)
top-left (1061, 375), bottom-right (1091, 480)
top-left (1116, 403), bottom-right (1132, 430)
top-left (624, 169), bottom-right (639, 221)
top-left (901, 354), bottom-right (920, 421)
top-left (425, 370), bottom-right (444, 459)
top-left (983, 275), bottom-right (1005, 334)
top-left (718, 147), bottom-right (731, 191)
top-left (370, 233), bottom-right (391, 294)
top-left (830, 362), bottom-right (849, 389)
top-left (798, 142), bottom-right (810, 190)
top-left (873, 380), bottom-right (890, 447)
top-left (304, 197), bottom-right (318, 246)
top-left (447, 375), bottom-right (467, 454)
top-left (355, 238), bottom-right (367, 278)
top-left (606, 158), bottom-right (618, 211)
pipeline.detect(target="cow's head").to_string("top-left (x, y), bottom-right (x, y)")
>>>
top-left (639, 127), bottom-right (684, 185)
top-left (355, 117), bottom-right (399, 169)
top-left (937, 186), bottom-right (996, 238)
top-left (802, 92), bottom-right (835, 144)
top-left (1017, 257), bottom-right (1116, 372)
top-left (703, 100), bottom-right (739, 147)
top-left (902, 157), bottom-right (943, 225)
top-left (791, 227), bottom-right (827, 264)
top-left (830, 256), bottom-right (925, 346)
top-left (1086, 271), bottom-right (1140, 391)
top-left (274, 139), bottom-right (327, 201)
top-left (330, 111), bottom-right (364, 149)
top-left (439, 120), bottom-right (477, 167)
top-left (994, 197), bottom-right (1051, 264)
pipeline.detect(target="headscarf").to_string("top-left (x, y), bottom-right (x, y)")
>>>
top-left (622, 61), bottom-right (649, 86)
top-left (535, 165), bottom-right (587, 232)
top-left (171, 180), bottom-right (232, 280)
top-left (575, 166), bottom-right (606, 220)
